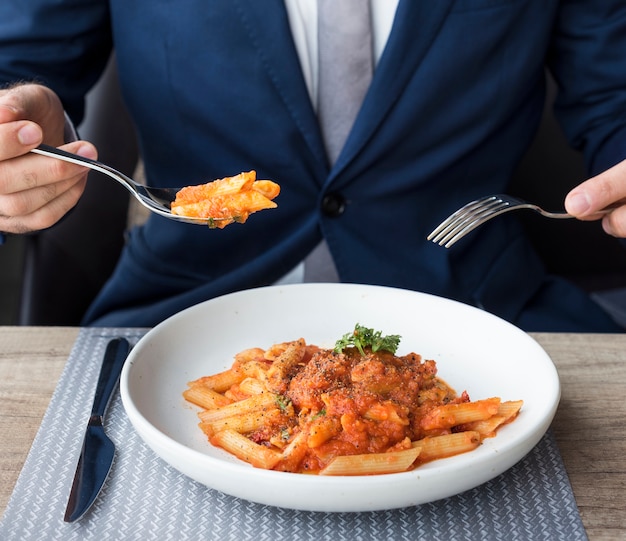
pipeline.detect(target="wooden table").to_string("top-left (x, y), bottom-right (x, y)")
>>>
top-left (0, 327), bottom-right (625, 540)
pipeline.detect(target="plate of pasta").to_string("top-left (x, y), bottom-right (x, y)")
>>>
top-left (120, 283), bottom-right (560, 512)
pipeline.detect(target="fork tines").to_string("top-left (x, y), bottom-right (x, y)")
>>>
top-left (427, 196), bottom-right (511, 248)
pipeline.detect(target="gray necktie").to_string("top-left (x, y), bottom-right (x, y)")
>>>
top-left (317, 0), bottom-right (373, 164)
top-left (304, 0), bottom-right (373, 282)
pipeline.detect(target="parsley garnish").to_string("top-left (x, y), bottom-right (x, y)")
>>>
top-left (333, 323), bottom-right (401, 356)
top-left (275, 395), bottom-right (292, 413)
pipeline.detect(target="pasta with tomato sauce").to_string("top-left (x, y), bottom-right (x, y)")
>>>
top-left (183, 328), bottom-right (522, 475)
top-left (171, 170), bottom-right (280, 228)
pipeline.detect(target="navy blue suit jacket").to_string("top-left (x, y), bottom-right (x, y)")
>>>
top-left (1, 0), bottom-right (625, 331)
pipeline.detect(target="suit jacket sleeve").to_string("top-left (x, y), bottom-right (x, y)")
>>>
top-left (548, 1), bottom-right (626, 175)
top-left (0, 0), bottom-right (112, 124)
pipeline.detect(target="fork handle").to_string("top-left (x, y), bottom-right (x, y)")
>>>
top-left (32, 144), bottom-right (110, 174)
top-left (30, 143), bottom-right (140, 200)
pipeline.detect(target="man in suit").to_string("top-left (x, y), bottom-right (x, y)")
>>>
top-left (0, 0), bottom-right (624, 331)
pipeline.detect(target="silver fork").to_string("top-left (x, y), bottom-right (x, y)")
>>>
top-left (427, 194), bottom-right (573, 248)
top-left (30, 144), bottom-right (226, 226)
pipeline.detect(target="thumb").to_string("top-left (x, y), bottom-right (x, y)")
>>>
top-left (565, 159), bottom-right (626, 219)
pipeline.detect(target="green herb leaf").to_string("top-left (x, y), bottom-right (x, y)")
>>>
top-left (333, 323), bottom-right (401, 355)
top-left (275, 395), bottom-right (292, 413)
top-left (311, 409), bottom-right (326, 421)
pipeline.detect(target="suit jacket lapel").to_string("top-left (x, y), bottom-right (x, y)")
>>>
top-left (232, 0), bottom-right (328, 171)
top-left (334, 0), bottom-right (456, 176)
top-left (232, 0), bottom-right (456, 182)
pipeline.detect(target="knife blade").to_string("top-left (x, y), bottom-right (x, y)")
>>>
top-left (64, 337), bottom-right (131, 522)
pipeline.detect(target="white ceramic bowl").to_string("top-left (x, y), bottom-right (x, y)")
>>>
top-left (120, 283), bottom-right (560, 512)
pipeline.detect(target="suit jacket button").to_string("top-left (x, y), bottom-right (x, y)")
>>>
top-left (321, 193), bottom-right (346, 217)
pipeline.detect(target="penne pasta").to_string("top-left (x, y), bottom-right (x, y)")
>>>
top-left (464, 400), bottom-right (524, 436)
top-left (200, 407), bottom-right (283, 434)
top-left (235, 361), bottom-right (270, 381)
top-left (237, 377), bottom-right (267, 396)
top-left (419, 398), bottom-right (501, 431)
top-left (412, 431), bottom-right (481, 462)
top-left (174, 171), bottom-right (254, 202)
top-left (183, 385), bottom-right (233, 409)
top-left (465, 415), bottom-right (507, 437)
top-left (266, 338), bottom-right (306, 393)
top-left (171, 171), bottom-right (280, 228)
top-left (198, 392), bottom-right (277, 423)
top-left (210, 429), bottom-right (282, 469)
top-left (320, 447), bottom-right (421, 476)
top-left (190, 368), bottom-right (243, 393)
top-left (306, 415), bottom-right (342, 448)
top-left (233, 347), bottom-right (266, 364)
top-left (273, 430), bottom-right (311, 472)
top-left (183, 329), bottom-right (522, 475)
top-left (497, 400), bottom-right (524, 420)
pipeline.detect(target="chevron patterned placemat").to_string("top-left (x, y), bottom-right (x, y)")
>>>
top-left (0, 328), bottom-right (587, 541)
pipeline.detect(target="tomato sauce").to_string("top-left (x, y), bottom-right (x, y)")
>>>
top-left (253, 346), bottom-right (467, 473)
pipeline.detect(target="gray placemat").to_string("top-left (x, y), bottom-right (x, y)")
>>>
top-left (0, 328), bottom-right (588, 541)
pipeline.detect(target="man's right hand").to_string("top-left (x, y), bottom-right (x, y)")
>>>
top-left (0, 83), bottom-right (98, 234)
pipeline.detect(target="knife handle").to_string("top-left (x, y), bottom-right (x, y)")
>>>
top-left (91, 338), bottom-right (131, 420)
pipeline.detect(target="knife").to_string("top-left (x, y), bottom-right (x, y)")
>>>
top-left (64, 337), bottom-right (131, 522)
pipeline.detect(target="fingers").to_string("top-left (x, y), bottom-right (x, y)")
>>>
top-left (0, 176), bottom-right (87, 234)
top-left (0, 84), bottom-right (94, 233)
top-left (0, 119), bottom-right (43, 161)
top-left (0, 87), bottom-right (45, 157)
top-left (565, 158), bottom-right (626, 238)
top-left (565, 158), bottom-right (626, 216)
top-left (0, 84), bottom-right (65, 147)
top-left (0, 140), bottom-right (96, 193)
top-left (600, 206), bottom-right (626, 238)
top-left (0, 141), bottom-right (97, 234)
